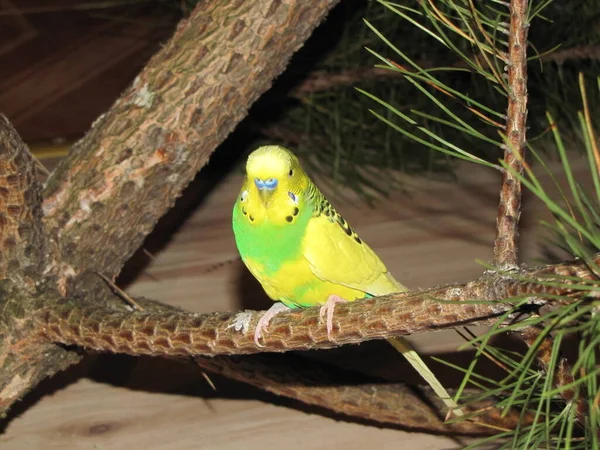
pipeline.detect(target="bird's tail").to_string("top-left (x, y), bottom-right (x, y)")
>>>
top-left (385, 275), bottom-right (463, 417)
top-left (386, 336), bottom-right (463, 417)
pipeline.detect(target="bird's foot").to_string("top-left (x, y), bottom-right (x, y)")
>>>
top-left (319, 295), bottom-right (348, 339)
top-left (254, 302), bottom-right (291, 346)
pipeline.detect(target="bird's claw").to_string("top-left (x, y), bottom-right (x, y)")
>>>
top-left (319, 295), bottom-right (348, 340)
top-left (253, 316), bottom-right (268, 347)
top-left (253, 302), bottom-right (291, 346)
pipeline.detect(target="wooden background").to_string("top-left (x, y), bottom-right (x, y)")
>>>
top-left (0, 157), bottom-right (576, 449)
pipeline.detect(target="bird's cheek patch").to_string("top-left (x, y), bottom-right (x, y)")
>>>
top-left (288, 191), bottom-right (299, 204)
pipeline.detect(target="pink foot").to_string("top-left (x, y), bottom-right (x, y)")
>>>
top-left (254, 302), bottom-right (291, 346)
top-left (319, 295), bottom-right (348, 339)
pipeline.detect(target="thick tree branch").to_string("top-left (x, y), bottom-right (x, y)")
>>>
top-left (194, 354), bottom-right (525, 435)
top-left (493, 0), bottom-right (529, 267)
top-left (0, 115), bottom-right (45, 289)
top-left (0, 117), bottom-right (83, 416)
top-left (0, 0), bottom-right (342, 419)
top-left (40, 0), bottom-right (340, 291)
top-left (34, 255), bottom-right (598, 357)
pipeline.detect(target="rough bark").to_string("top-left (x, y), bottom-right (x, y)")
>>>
top-left (35, 255), bottom-right (597, 357)
top-left (0, 117), bottom-right (80, 417)
top-left (41, 0), bottom-right (339, 293)
top-left (0, 0), bottom-right (341, 418)
top-left (495, 1), bottom-right (585, 422)
top-left (0, 115), bottom-right (45, 289)
top-left (492, 0), bottom-right (529, 268)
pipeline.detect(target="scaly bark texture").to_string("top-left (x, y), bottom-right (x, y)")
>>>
top-left (41, 0), bottom-right (339, 293)
top-left (0, 0), bottom-right (342, 418)
top-left (35, 255), bottom-right (598, 357)
top-left (0, 290), bottom-right (80, 417)
top-left (0, 115), bottom-right (45, 289)
top-left (496, 2), bottom-right (585, 429)
top-left (493, 0), bottom-right (529, 267)
top-left (0, 117), bottom-right (81, 417)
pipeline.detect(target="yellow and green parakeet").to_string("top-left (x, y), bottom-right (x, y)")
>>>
top-left (232, 145), bottom-right (458, 414)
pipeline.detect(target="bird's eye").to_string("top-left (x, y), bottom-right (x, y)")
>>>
top-left (288, 191), bottom-right (298, 204)
top-left (288, 169), bottom-right (293, 176)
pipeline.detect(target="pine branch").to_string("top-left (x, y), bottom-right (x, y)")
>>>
top-left (193, 354), bottom-right (526, 434)
top-left (289, 44), bottom-right (600, 98)
top-left (492, 0), bottom-right (529, 268)
top-left (489, 4), bottom-right (591, 439)
top-left (34, 255), bottom-right (599, 357)
top-left (491, 5), bottom-right (590, 435)
top-left (520, 326), bottom-right (588, 425)
top-left (25, 255), bottom-right (595, 429)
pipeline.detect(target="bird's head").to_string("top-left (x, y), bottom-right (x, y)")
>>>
top-left (244, 145), bottom-right (308, 208)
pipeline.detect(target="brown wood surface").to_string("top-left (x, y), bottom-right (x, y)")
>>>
top-left (0, 158), bottom-right (580, 449)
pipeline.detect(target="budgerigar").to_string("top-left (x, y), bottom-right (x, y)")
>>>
top-left (232, 145), bottom-right (460, 415)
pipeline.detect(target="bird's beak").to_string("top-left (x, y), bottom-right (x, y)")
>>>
top-left (258, 189), bottom-right (272, 205)
top-left (254, 178), bottom-right (278, 206)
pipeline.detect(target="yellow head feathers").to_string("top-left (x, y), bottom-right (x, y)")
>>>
top-left (244, 146), bottom-right (308, 199)
top-left (246, 145), bottom-right (300, 181)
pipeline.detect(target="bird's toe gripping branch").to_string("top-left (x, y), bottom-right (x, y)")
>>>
top-left (254, 302), bottom-right (292, 346)
top-left (319, 295), bottom-right (349, 339)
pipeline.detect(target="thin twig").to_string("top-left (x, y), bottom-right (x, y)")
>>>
top-left (492, 0), bottom-right (529, 268)
top-left (289, 45), bottom-right (600, 99)
top-left (95, 271), bottom-right (145, 311)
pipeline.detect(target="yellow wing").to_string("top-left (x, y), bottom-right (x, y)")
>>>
top-left (302, 210), bottom-right (405, 297)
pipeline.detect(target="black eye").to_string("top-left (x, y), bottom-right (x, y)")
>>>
top-left (288, 169), bottom-right (293, 176)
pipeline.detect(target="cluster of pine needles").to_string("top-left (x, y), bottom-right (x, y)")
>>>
top-left (247, 0), bottom-right (600, 202)
top-left (344, 1), bottom-right (600, 448)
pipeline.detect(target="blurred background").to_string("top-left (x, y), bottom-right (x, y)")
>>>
top-left (3, 0), bottom-right (598, 186)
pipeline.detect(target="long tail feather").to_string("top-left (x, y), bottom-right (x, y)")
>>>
top-left (387, 336), bottom-right (463, 417)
